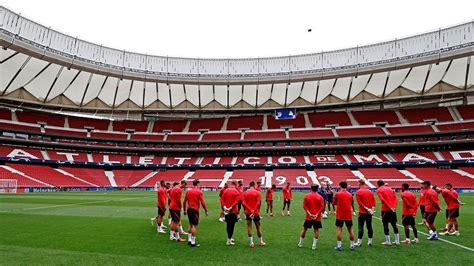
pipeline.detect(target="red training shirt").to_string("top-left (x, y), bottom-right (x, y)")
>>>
top-left (424, 188), bottom-right (440, 212)
top-left (303, 191), bottom-right (325, 221)
top-left (242, 187), bottom-right (262, 216)
top-left (376, 186), bottom-right (398, 212)
top-left (401, 190), bottom-right (418, 216)
top-left (283, 186), bottom-right (292, 200)
top-left (334, 189), bottom-right (353, 221)
top-left (220, 186), bottom-right (241, 214)
top-left (266, 188), bottom-right (274, 201)
top-left (169, 186), bottom-right (182, 211)
top-left (419, 188), bottom-right (427, 206)
top-left (184, 186), bottom-right (207, 212)
top-left (355, 187), bottom-right (376, 214)
top-left (157, 187), bottom-right (167, 208)
top-left (441, 189), bottom-right (459, 210)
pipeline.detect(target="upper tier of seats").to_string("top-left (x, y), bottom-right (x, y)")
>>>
top-left (0, 106), bottom-right (472, 143)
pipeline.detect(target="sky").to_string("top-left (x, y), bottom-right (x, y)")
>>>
top-left (2, 0), bottom-right (473, 59)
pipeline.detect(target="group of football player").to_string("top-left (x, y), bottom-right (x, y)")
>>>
top-left (151, 178), bottom-right (462, 250)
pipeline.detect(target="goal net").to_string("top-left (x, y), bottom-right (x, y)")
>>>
top-left (0, 179), bottom-right (18, 193)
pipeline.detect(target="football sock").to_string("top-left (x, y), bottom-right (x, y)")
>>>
top-left (357, 239), bottom-right (362, 245)
top-left (299, 237), bottom-right (304, 245)
top-left (170, 231), bottom-right (174, 239)
top-left (176, 232), bottom-right (180, 239)
top-left (249, 237), bottom-right (254, 245)
top-left (179, 226), bottom-right (184, 233)
top-left (385, 235), bottom-right (390, 243)
top-left (337, 241), bottom-right (342, 248)
top-left (313, 238), bottom-right (318, 247)
top-left (188, 234), bottom-right (192, 242)
top-left (394, 234), bottom-right (400, 243)
top-left (368, 238), bottom-right (373, 245)
top-left (350, 240), bottom-right (354, 248)
top-left (445, 224), bottom-right (449, 229)
top-left (259, 237), bottom-right (264, 243)
top-left (191, 236), bottom-right (196, 245)
top-left (429, 230), bottom-right (434, 235)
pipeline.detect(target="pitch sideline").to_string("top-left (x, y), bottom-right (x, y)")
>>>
top-left (372, 216), bottom-right (474, 252)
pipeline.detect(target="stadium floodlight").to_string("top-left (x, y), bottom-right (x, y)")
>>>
top-left (0, 179), bottom-right (18, 193)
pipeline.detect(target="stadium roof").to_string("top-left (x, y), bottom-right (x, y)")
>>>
top-left (0, 6), bottom-right (473, 113)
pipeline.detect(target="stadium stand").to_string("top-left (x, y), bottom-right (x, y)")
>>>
top-left (336, 127), bottom-right (385, 137)
top-left (68, 116), bottom-right (110, 130)
top-left (456, 105), bottom-right (474, 120)
top-left (227, 115), bottom-right (263, 130)
top-left (188, 118), bottom-right (225, 132)
top-left (0, 109), bottom-right (11, 120)
top-left (152, 120), bottom-right (187, 133)
top-left (6, 164), bottom-right (93, 187)
top-left (399, 107), bottom-right (453, 123)
top-left (352, 110), bottom-right (400, 125)
top-left (307, 111), bottom-right (352, 127)
top-left (113, 120), bottom-right (149, 132)
top-left (267, 115), bottom-right (306, 129)
top-left (15, 111), bottom-right (65, 127)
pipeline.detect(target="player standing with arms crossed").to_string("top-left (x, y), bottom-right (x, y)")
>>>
top-left (400, 183), bottom-right (419, 244)
top-left (221, 181), bottom-right (242, 245)
top-left (376, 180), bottom-right (400, 246)
top-left (355, 180), bottom-right (376, 247)
top-left (183, 180), bottom-right (208, 247)
top-left (242, 181), bottom-right (266, 248)
top-left (333, 181), bottom-right (355, 251)
top-left (266, 184), bottom-right (275, 216)
top-left (298, 184), bottom-right (325, 250)
top-left (282, 182), bottom-right (292, 216)
top-left (421, 181), bottom-right (440, 240)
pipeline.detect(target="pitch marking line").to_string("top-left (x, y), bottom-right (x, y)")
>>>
top-left (4, 196), bottom-right (153, 212)
top-left (372, 216), bottom-right (473, 252)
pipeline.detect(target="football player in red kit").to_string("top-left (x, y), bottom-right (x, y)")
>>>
top-left (435, 183), bottom-right (461, 236)
top-left (169, 180), bottom-right (187, 242)
top-left (221, 181), bottom-right (242, 245)
top-left (376, 180), bottom-right (400, 246)
top-left (355, 180), bottom-right (376, 247)
top-left (422, 181), bottom-right (440, 240)
top-left (400, 183), bottom-right (419, 244)
top-left (242, 181), bottom-right (265, 247)
top-left (298, 184), bottom-right (325, 250)
top-left (333, 181), bottom-right (355, 251)
top-left (218, 183), bottom-right (229, 222)
top-left (266, 184), bottom-right (276, 216)
top-left (152, 180), bottom-right (169, 233)
top-left (282, 183), bottom-right (293, 216)
top-left (183, 179), bottom-right (208, 247)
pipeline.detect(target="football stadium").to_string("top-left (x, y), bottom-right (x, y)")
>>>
top-left (0, 1), bottom-right (474, 265)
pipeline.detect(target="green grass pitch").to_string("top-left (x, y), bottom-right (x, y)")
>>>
top-left (1, 191), bottom-right (473, 265)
